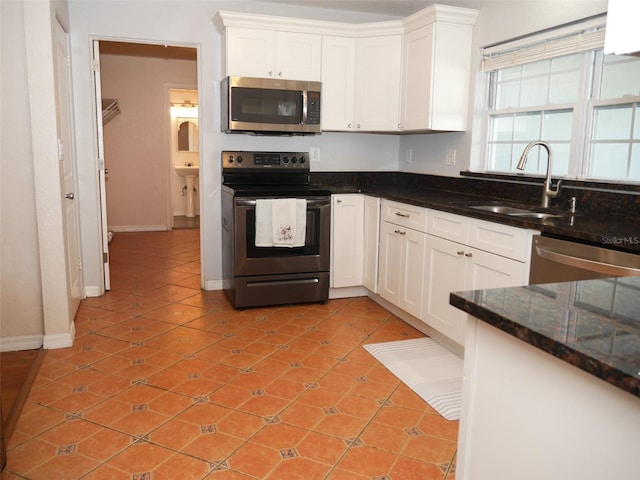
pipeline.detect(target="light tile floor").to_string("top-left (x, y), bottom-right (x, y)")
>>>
top-left (3, 229), bottom-right (458, 480)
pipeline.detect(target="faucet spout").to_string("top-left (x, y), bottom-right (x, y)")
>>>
top-left (517, 141), bottom-right (561, 209)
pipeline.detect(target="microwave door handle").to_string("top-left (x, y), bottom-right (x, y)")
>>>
top-left (301, 90), bottom-right (307, 126)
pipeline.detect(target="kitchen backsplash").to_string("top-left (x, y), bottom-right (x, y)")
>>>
top-left (310, 171), bottom-right (640, 220)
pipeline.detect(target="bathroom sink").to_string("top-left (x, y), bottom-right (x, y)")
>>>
top-left (174, 165), bottom-right (199, 177)
top-left (466, 204), bottom-right (566, 219)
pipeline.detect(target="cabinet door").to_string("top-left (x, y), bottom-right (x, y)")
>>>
top-left (363, 196), bottom-right (380, 292)
top-left (354, 35), bottom-right (402, 131)
top-left (378, 220), bottom-right (403, 304)
top-left (398, 228), bottom-right (426, 318)
top-left (466, 248), bottom-right (528, 291)
top-left (275, 31), bottom-right (321, 81)
top-left (331, 194), bottom-right (364, 288)
top-left (226, 27), bottom-right (275, 78)
top-left (321, 35), bottom-right (356, 131)
top-left (423, 234), bottom-right (467, 345)
top-left (400, 24), bottom-right (435, 131)
top-left (400, 21), bottom-right (473, 132)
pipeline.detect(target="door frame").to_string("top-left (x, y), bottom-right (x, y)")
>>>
top-left (89, 36), bottom-right (200, 291)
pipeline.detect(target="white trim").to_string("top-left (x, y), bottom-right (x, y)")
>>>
top-left (329, 286), bottom-right (368, 299)
top-left (84, 285), bottom-right (104, 297)
top-left (43, 322), bottom-right (76, 349)
top-left (109, 225), bottom-right (170, 232)
top-left (0, 335), bottom-right (44, 352)
top-left (204, 279), bottom-right (223, 291)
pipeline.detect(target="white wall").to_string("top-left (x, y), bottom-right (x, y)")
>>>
top-left (69, 0), bottom-right (609, 295)
top-left (0, 1), bottom-right (45, 344)
top-left (398, 0), bottom-right (608, 176)
top-left (69, 0), bottom-right (401, 294)
top-left (101, 52), bottom-right (198, 230)
top-left (1, 0), bottom-right (77, 351)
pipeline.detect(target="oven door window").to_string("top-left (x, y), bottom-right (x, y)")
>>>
top-left (231, 87), bottom-right (303, 125)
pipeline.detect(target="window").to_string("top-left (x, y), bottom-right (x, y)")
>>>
top-left (481, 17), bottom-right (640, 182)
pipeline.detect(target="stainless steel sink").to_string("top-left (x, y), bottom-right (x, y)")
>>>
top-left (509, 211), bottom-right (564, 219)
top-left (467, 204), bottom-right (565, 219)
top-left (468, 205), bottom-right (533, 215)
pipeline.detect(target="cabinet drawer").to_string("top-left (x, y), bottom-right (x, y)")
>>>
top-left (427, 209), bottom-right (469, 244)
top-left (381, 200), bottom-right (427, 232)
top-left (468, 218), bottom-right (535, 262)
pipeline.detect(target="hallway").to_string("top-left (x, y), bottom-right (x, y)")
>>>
top-left (3, 229), bottom-right (458, 480)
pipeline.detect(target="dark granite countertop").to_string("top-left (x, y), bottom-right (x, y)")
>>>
top-left (312, 179), bottom-right (640, 253)
top-left (450, 277), bottom-right (640, 398)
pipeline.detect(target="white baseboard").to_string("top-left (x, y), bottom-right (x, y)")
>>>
top-left (329, 286), bottom-right (368, 299)
top-left (109, 225), bottom-right (169, 232)
top-left (84, 285), bottom-right (104, 297)
top-left (204, 279), bottom-right (223, 291)
top-left (367, 293), bottom-right (464, 357)
top-left (0, 335), bottom-right (44, 352)
top-left (43, 322), bottom-right (76, 350)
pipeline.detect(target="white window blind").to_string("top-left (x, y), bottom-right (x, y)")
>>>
top-left (481, 15), bottom-right (606, 72)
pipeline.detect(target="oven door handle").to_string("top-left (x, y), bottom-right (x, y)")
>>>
top-left (235, 197), bottom-right (330, 207)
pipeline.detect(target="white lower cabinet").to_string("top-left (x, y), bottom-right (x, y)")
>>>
top-left (331, 194), bottom-right (364, 288)
top-left (363, 196), bottom-right (380, 292)
top-left (423, 235), bottom-right (529, 346)
top-left (422, 209), bottom-right (536, 346)
top-left (378, 200), bottom-right (427, 318)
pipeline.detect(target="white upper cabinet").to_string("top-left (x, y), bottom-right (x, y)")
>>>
top-left (354, 35), bottom-right (403, 132)
top-left (215, 5), bottom-right (478, 132)
top-left (214, 12), bottom-right (321, 81)
top-left (322, 29), bottom-right (403, 132)
top-left (321, 35), bottom-right (356, 131)
top-left (400, 5), bottom-right (479, 132)
top-left (225, 28), bottom-right (321, 80)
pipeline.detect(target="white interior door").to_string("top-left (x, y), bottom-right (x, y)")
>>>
top-left (92, 40), bottom-right (111, 290)
top-left (55, 20), bottom-right (82, 313)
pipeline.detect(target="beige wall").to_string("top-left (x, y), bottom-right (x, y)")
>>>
top-left (101, 51), bottom-right (197, 231)
top-left (0, 0), bottom-right (45, 345)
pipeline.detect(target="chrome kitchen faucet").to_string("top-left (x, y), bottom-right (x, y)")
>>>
top-left (517, 141), bottom-right (561, 209)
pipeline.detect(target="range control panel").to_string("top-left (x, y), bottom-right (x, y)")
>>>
top-left (222, 151), bottom-right (309, 171)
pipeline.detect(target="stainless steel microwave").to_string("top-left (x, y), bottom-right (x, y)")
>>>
top-left (221, 76), bottom-right (321, 135)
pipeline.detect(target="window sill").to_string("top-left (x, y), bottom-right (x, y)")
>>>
top-left (461, 170), bottom-right (640, 194)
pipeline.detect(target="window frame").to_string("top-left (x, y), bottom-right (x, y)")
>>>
top-left (476, 15), bottom-right (640, 184)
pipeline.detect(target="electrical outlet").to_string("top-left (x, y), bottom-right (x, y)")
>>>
top-left (446, 149), bottom-right (456, 166)
top-left (310, 147), bottom-right (320, 162)
top-left (405, 149), bottom-right (413, 164)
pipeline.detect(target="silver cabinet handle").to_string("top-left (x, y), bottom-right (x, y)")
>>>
top-left (395, 212), bottom-right (409, 218)
top-left (65, 193), bottom-right (75, 200)
top-left (465, 252), bottom-right (473, 258)
top-left (457, 250), bottom-right (464, 256)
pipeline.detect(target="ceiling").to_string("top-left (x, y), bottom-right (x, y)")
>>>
top-left (252, 0), bottom-right (482, 17)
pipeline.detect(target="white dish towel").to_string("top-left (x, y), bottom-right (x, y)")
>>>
top-left (255, 198), bottom-right (307, 247)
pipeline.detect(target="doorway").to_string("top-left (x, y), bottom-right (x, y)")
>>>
top-left (95, 40), bottom-right (200, 290)
top-left (169, 88), bottom-right (200, 229)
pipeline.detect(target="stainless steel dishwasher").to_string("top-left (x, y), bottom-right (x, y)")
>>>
top-left (529, 235), bottom-right (640, 284)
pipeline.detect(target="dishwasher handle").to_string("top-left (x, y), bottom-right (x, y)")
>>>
top-left (536, 245), bottom-right (640, 277)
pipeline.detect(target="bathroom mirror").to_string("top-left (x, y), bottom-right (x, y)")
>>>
top-left (177, 119), bottom-right (198, 152)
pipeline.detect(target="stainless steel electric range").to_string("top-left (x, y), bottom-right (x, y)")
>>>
top-left (221, 151), bottom-right (331, 308)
